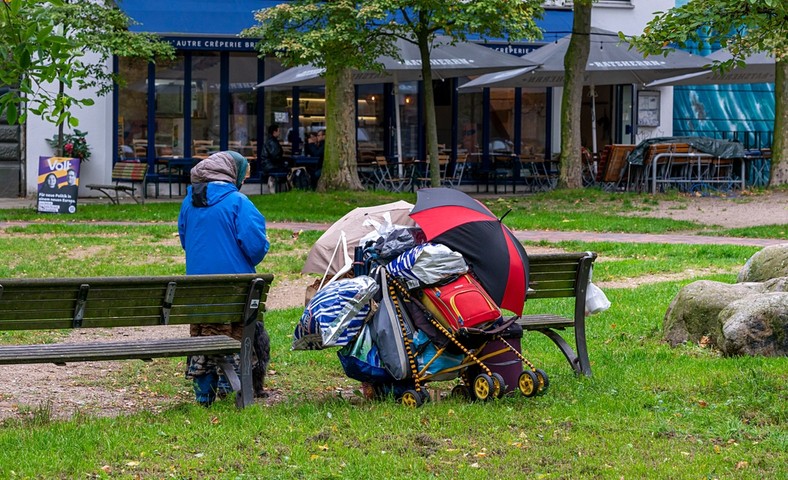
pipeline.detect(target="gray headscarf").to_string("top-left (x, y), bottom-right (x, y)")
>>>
top-left (191, 151), bottom-right (248, 188)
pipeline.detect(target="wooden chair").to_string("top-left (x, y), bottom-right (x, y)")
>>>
top-left (443, 153), bottom-right (467, 188)
top-left (598, 144), bottom-right (635, 191)
top-left (192, 140), bottom-right (214, 157)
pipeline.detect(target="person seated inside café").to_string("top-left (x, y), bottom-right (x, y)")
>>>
top-left (260, 123), bottom-right (289, 193)
top-left (309, 130), bottom-right (325, 189)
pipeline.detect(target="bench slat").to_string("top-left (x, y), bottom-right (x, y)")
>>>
top-left (0, 336), bottom-right (240, 365)
top-left (518, 314), bottom-right (573, 329)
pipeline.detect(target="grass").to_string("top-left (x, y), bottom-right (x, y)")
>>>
top-left (0, 190), bottom-right (785, 478)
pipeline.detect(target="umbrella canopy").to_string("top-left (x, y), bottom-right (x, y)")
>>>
top-left (256, 36), bottom-right (536, 89)
top-left (646, 49), bottom-right (775, 87)
top-left (302, 200), bottom-right (415, 276)
top-left (409, 188), bottom-right (528, 316)
top-left (459, 27), bottom-right (708, 89)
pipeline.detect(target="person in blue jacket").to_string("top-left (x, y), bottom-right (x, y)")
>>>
top-left (178, 150), bottom-right (270, 406)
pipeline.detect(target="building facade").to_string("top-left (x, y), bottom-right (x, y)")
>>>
top-left (22, 0), bottom-right (764, 197)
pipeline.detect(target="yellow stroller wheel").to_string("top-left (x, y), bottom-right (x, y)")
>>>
top-left (518, 370), bottom-right (540, 397)
top-left (473, 374), bottom-right (495, 401)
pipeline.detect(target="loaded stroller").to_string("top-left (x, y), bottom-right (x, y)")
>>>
top-left (294, 188), bottom-right (548, 406)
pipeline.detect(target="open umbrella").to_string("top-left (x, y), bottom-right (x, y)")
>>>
top-left (646, 49), bottom-right (775, 87)
top-left (302, 200), bottom-right (415, 277)
top-left (409, 188), bottom-right (528, 316)
top-left (458, 27), bottom-right (709, 154)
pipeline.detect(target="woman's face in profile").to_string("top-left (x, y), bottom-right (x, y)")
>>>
top-left (47, 174), bottom-right (57, 187)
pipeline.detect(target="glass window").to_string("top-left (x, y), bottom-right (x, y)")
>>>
top-left (357, 84), bottom-right (385, 160)
top-left (153, 54), bottom-right (186, 157)
top-left (457, 85), bottom-right (483, 165)
top-left (520, 89), bottom-right (547, 156)
top-left (190, 53), bottom-right (221, 157)
top-left (490, 88), bottom-right (515, 154)
top-left (228, 53), bottom-right (259, 159)
top-left (262, 57), bottom-right (294, 152)
top-left (396, 82), bottom-right (419, 160)
top-left (117, 57), bottom-right (150, 161)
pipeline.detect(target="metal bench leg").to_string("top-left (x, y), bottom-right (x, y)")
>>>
top-left (535, 328), bottom-right (591, 376)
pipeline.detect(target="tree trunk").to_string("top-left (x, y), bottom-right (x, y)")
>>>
top-left (558, 2), bottom-right (592, 190)
top-left (418, 35), bottom-right (440, 187)
top-left (769, 57), bottom-right (787, 187)
top-left (57, 80), bottom-right (65, 156)
top-left (320, 66), bottom-right (363, 191)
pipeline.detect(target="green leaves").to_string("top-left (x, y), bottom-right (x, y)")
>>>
top-left (0, 0), bottom-right (174, 128)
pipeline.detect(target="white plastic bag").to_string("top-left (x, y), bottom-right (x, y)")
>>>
top-left (585, 282), bottom-right (611, 315)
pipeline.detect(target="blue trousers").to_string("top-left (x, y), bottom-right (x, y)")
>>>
top-left (192, 372), bottom-right (233, 406)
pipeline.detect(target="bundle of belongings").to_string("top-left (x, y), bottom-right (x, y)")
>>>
top-left (294, 226), bottom-right (548, 407)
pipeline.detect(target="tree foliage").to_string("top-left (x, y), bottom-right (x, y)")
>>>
top-left (0, 0), bottom-right (174, 128)
top-left (245, 0), bottom-right (544, 190)
top-left (626, 0), bottom-right (787, 186)
top-left (244, 0), bottom-right (397, 191)
top-left (371, 0), bottom-right (544, 186)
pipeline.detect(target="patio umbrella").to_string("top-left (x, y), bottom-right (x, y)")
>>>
top-left (646, 49), bottom-right (775, 87)
top-left (409, 188), bottom-right (528, 316)
top-left (302, 200), bottom-right (415, 278)
top-left (458, 27), bottom-right (709, 153)
top-left (257, 36), bottom-right (536, 162)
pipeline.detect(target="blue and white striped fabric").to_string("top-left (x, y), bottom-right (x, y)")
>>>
top-left (385, 243), bottom-right (468, 289)
top-left (292, 276), bottom-right (378, 350)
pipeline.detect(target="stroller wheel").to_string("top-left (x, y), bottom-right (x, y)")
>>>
top-left (450, 384), bottom-right (472, 401)
top-left (534, 369), bottom-right (550, 394)
top-left (491, 373), bottom-right (507, 398)
top-left (473, 374), bottom-right (495, 401)
top-left (518, 370), bottom-right (540, 397)
top-left (399, 389), bottom-right (424, 408)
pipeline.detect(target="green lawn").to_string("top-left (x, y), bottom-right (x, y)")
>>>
top-left (0, 189), bottom-right (785, 479)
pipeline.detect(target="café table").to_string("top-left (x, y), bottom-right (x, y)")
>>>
top-left (157, 156), bottom-right (200, 197)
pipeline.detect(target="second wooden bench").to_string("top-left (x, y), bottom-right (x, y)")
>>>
top-left (517, 251), bottom-right (597, 376)
top-left (86, 161), bottom-right (150, 204)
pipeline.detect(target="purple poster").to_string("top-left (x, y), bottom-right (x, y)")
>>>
top-left (36, 156), bottom-right (81, 214)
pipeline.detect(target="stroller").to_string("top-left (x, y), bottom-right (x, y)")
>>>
top-left (341, 241), bottom-right (548, 407)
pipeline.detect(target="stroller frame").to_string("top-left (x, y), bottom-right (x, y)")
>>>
top-left (383, 270), bottom-right (548, 406)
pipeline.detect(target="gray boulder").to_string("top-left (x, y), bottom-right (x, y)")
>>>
top-left (663, 280), bottom-right (764, 347)
top-left (737, 244), bottom-right (788, 283)
top-left (718, 293), bottom-right (788, 356)
top-left (762, 276), bottom-right (788, 292)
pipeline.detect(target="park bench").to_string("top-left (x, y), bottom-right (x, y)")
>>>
top-left (517, 251), bottom-right (597, 376)
top-left (86, 161), bottom-right (150, 204)
top-left (0, 273), bottom-right (273, 408)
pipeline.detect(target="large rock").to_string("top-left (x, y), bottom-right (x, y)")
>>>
top-left (663, 280), bottom-right (765, 347)
top-left (718, 293), bottom-right (788, 356)
top-left (737, 244), bottom-right (788, 283)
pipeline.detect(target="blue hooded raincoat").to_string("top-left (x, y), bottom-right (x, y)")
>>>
top-left (178, 158), bottom-right (269, 274)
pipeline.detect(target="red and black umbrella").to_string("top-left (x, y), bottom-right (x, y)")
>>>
top-left (409, 188), bottom-right (529, 315)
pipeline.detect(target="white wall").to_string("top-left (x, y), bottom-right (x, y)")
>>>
top-left (592, 0), bottom-right (677, 141)
top-left (25, 51), bottom-right (114, 198)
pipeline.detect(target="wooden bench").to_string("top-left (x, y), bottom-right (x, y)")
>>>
top-left (86, 162), bottom-right (150, 204)
top-left (0, 273), bottom-right (273, 408)
top-left (517, 252), bottom-right (597, 377)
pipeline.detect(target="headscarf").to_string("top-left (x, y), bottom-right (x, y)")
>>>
top-left (191, 151), bottom-right (248, 188)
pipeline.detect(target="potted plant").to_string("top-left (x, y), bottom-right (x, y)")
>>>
top-left (46, 129), bottom-right (91, 162)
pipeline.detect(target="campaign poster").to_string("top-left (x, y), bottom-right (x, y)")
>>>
top-left (37, 156), bottom-right (81, 214)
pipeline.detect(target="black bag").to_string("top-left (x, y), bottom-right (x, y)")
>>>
top-left (288, 167), bottom-right (311, 190)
